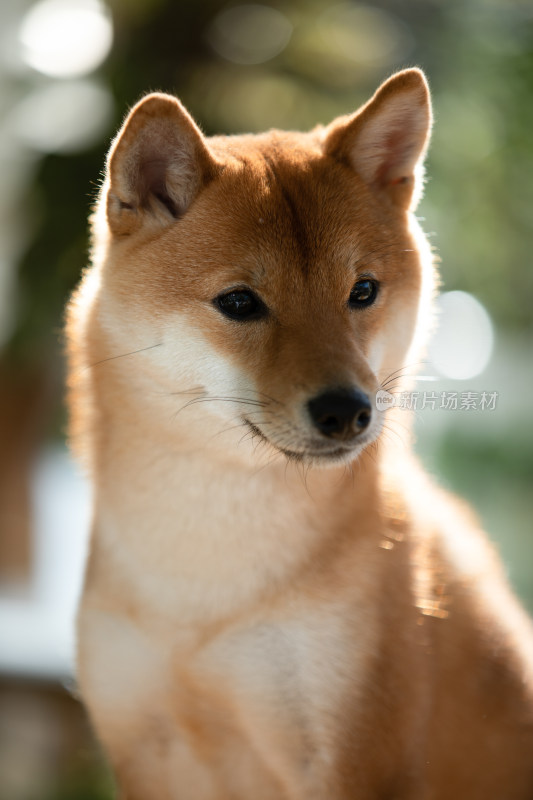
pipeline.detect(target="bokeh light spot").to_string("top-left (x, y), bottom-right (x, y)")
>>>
top-left (319, 3), bottom-right (413, 69)
top-left (207, 4), bottom-right (292, 65)
top-left (19, 0), bottom-right (113, 78)
top-left (429, 291), bottom-right (494, 380)
top-left (9, 80), bottom-right (114, 154)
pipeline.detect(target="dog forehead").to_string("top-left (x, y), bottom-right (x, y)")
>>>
top-left (199, 140), bottom-right (379, 270)
top-left (148, 133), bottom-right (407, 309)
top-left (221, 140), bottom-right (354, 224)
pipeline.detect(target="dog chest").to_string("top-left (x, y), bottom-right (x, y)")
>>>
top-left (78, 594), bottom-right (377, 798)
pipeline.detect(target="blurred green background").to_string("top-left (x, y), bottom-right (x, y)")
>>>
top-left (0, 0), bottom-right (532, 797)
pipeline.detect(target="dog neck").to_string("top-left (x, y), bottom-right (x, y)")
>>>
top-left (87, 401), bottom-right (388, 627)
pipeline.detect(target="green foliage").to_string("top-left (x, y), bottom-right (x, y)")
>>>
top-left (43, 765), bottom-right (114, 800)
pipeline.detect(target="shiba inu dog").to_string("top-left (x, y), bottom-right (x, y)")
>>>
top-left (66, 69), bottom-right (533, 799)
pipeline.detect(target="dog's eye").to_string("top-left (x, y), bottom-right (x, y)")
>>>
top-left (214, 289), bottom-right (266, 321)
top-left (349, 279), bottom-right (379, 309)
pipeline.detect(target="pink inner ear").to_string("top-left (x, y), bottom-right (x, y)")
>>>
top-left (323, 70), bottom-right (431, 208)
top-left (138, 158), bottom-right (180, 218)
top-left (374, 128), bottom-right (417, 188)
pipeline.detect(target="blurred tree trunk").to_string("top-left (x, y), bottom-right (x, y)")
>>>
top-left (0, 360), bottom-right (50, 584)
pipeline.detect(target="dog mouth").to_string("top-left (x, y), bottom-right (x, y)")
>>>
top-left (243, 419), bottom-right (370, 463)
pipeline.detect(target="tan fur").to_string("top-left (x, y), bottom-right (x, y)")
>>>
top-left (66, 69), bottom-right (533, 798)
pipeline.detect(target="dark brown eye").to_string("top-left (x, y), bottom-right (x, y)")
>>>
top-left (349, 278), bottom-right (379, 309)
top-left (214, 289), bottom-right (266, 321)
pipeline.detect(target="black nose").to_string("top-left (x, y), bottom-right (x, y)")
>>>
top-left (307, 388), bottom-right (372, 440)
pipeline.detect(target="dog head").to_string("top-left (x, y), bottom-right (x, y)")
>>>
top-left (77, 69), bottom-right (433, 467)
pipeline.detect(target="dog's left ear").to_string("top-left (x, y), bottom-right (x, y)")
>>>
top-left (105, 93), bottom-right (220, 236)
top-left (324, 69), bottom-right (432, 210)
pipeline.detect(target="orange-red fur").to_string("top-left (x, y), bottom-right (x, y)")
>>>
top-left (66, 70), bottom-right (533, 799)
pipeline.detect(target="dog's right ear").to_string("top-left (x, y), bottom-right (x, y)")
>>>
top-left (105, 93), bottom-right (219, 236)
top-left (324, 69), bottom-right (432, 210)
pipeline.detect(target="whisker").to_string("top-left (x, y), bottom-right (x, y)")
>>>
top-left (382, 415), bottom-right (412, 437)
top-left (87, 342), bottom-right (163, 370)
top-left (251, 447), bottom-right (285, 476)
top-left (343, 460), bottom-right (355, 489)
top-left (380, 361), bottom-right (429, 390)
top-left (380, 360), bottom-right (427, 381)
top-left (380, 380), bottom-right (404, 394)
top-left (253, 390), bottom-right (284, 407)
top-left (166, 386), bottom-right (205, 397)
top-left (184, 396), bottom-right (268, 408)
top-left (177, 396), bottom-right (268, 416)
top-left (238, 428), bottom-right (255, 447)
top-left (364, 445), bottom-right (378, 467)
top-left (381, 422), bottom-right (406, 447)
top-left (379, 430), bottom-right (402, 453)
top-left (209, 410), bottom-right (271, 441)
